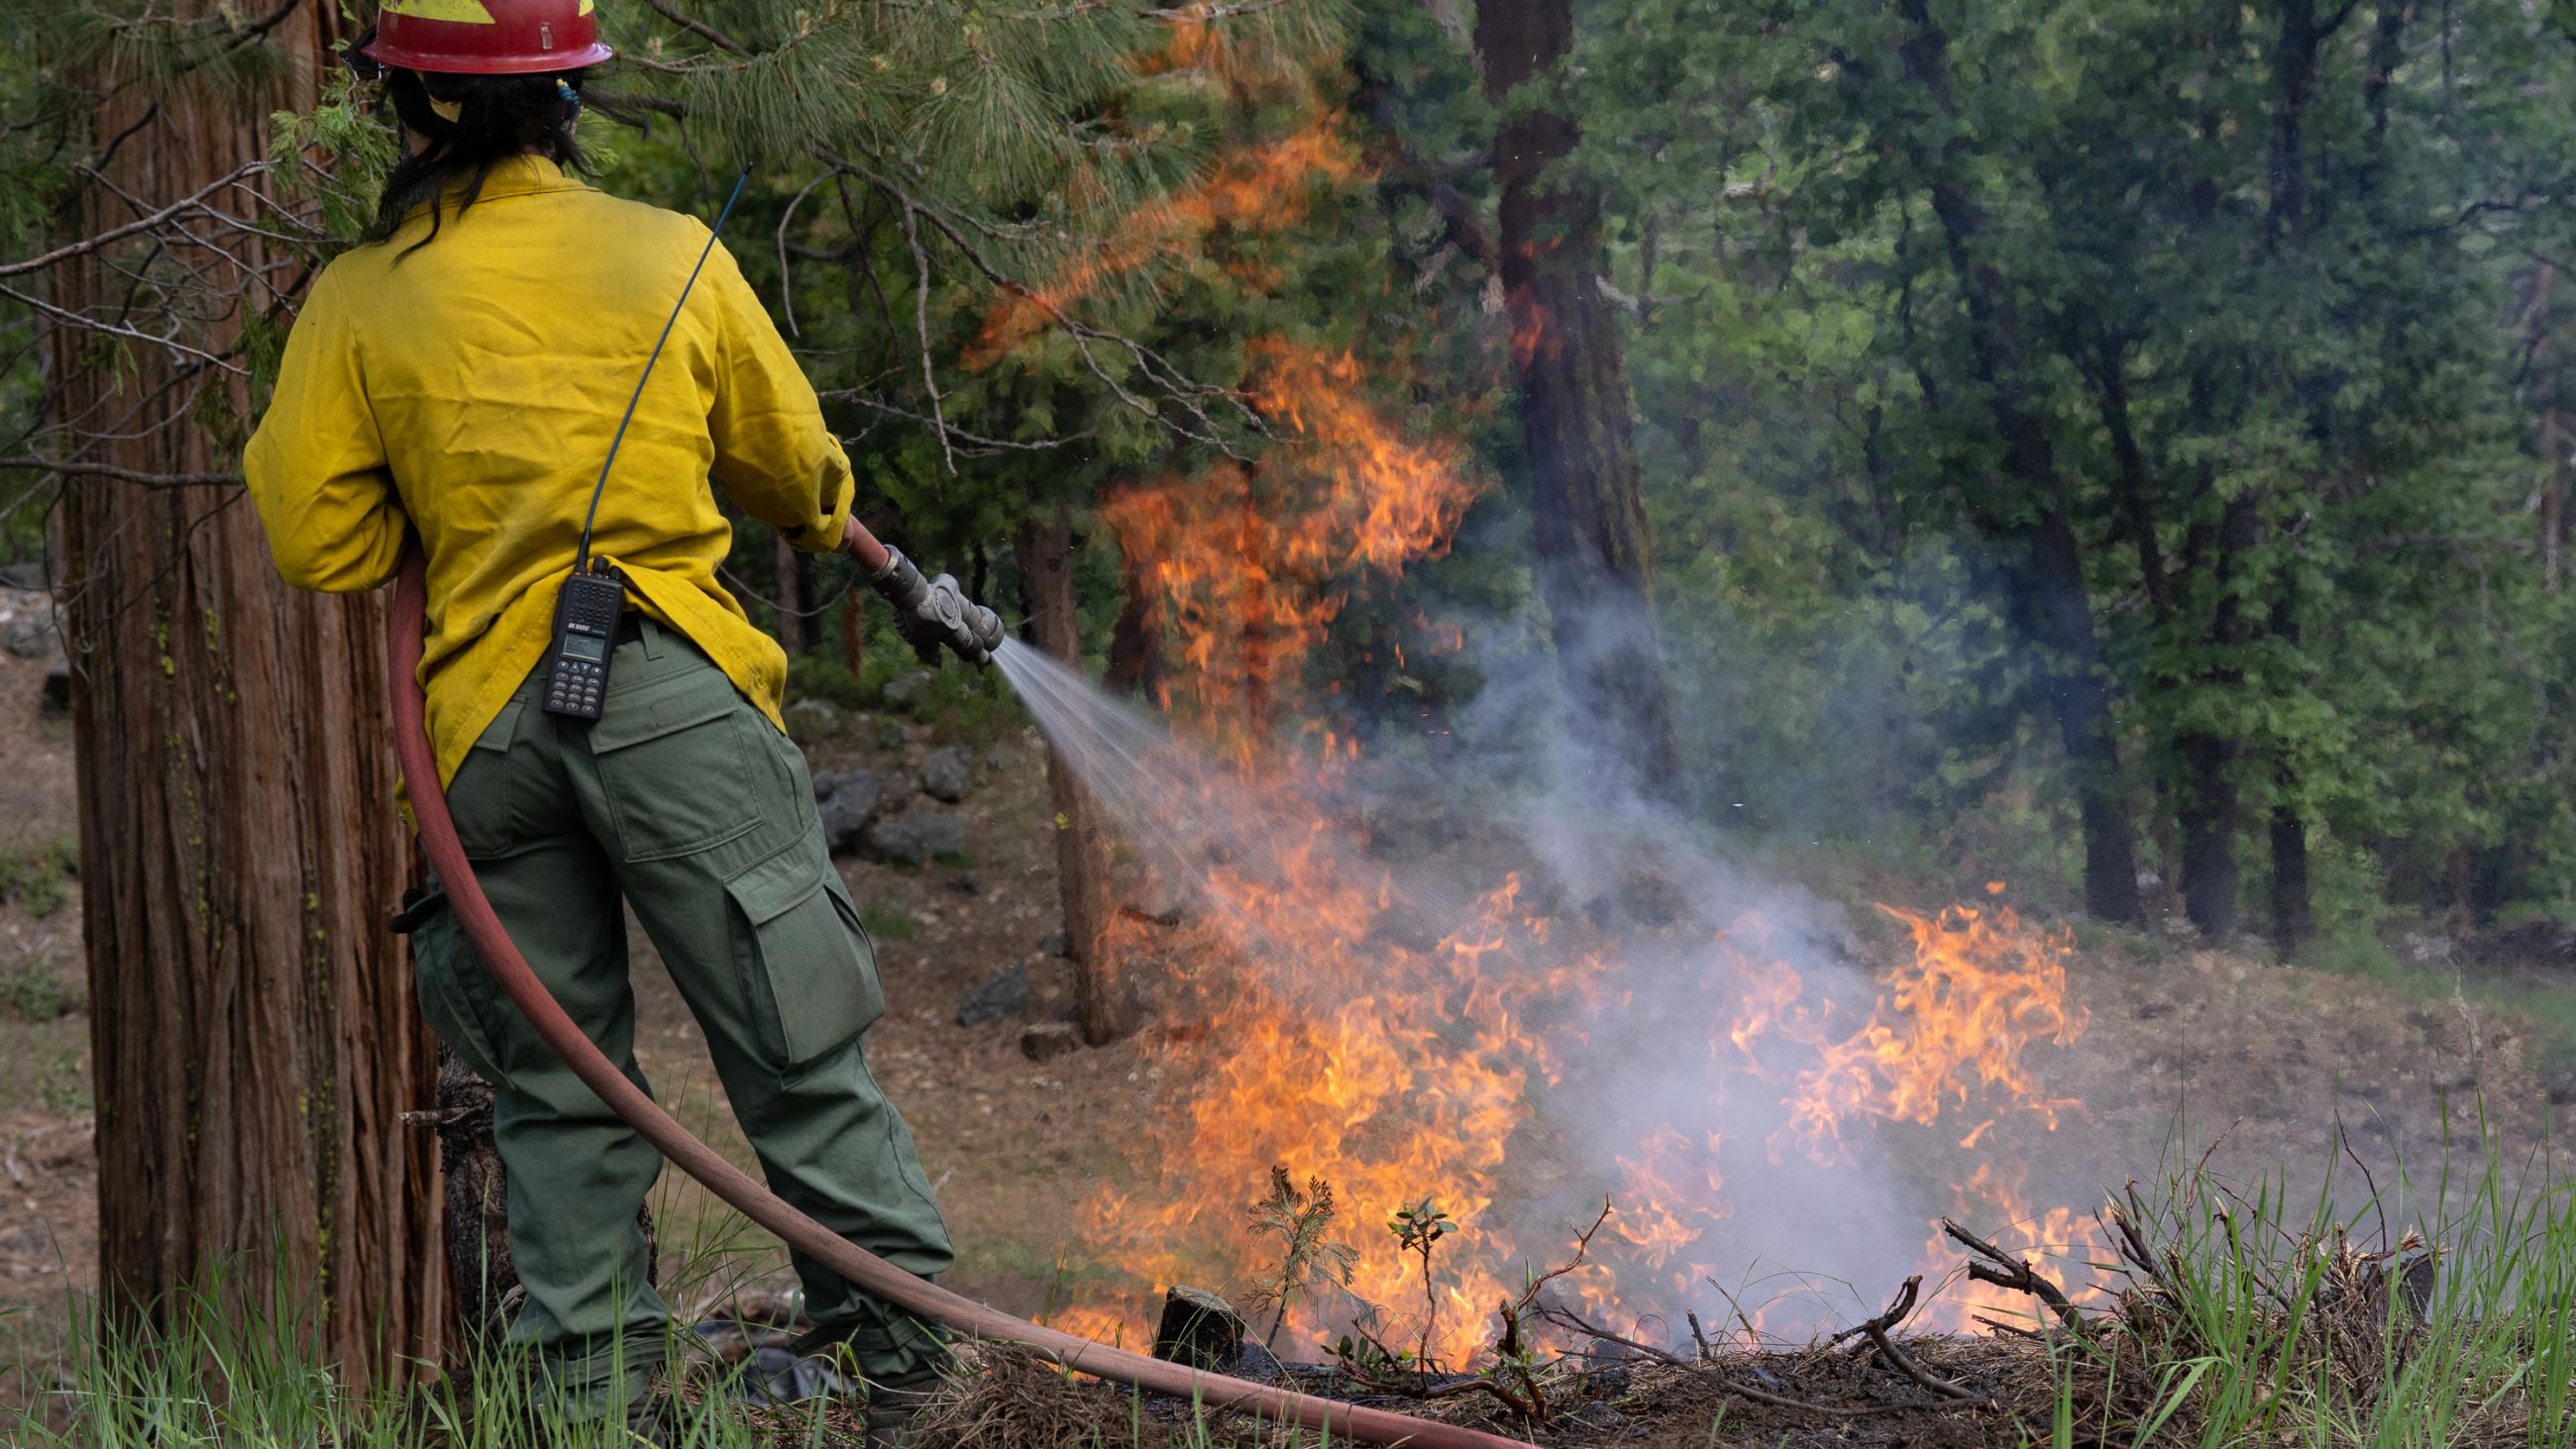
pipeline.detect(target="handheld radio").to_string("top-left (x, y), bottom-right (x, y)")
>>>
top-left (542, 167), bottom-right (754, 722)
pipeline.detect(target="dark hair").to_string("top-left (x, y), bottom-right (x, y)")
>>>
top-left (364, 49), bottom-right (593, 258)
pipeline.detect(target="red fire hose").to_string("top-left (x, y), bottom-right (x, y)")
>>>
top-left (388, 555), bottom-right (1534, 1449)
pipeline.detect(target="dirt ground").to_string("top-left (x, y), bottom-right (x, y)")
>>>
top-left (2, 625), bottom-right (2572, 1420)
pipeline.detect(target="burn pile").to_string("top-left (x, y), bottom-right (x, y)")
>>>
top-left (903, 1185), bottom-right (2536, 1449)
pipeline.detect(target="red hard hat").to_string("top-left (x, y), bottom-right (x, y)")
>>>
top-left (364, 0), bottom-right (615, 76)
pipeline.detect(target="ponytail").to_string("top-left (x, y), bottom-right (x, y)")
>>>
top-left (366, 54), bottom-right (594, 259)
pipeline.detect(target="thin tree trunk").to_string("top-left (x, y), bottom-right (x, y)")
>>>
top-left (1474, 0), bottom-right (1683, 799)
top-left (2269, 798), bottom-right (2311, 957)
top-left (52, 0), bottom-right (440, 1383)
top-left (2023, 515), bottom-right (2147, 924)
top-left (2177, 494), bottom-right (2258, 939)
top-left (1018, 506), bottom-right (1131, 1045)
top-left (1105, 540), bottom-right (1164, 701)
top-left (773, 532), bottom-right (805, 656)
top-left (843, 586), bottom-right (865, 677)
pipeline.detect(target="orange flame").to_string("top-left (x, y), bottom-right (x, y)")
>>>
top-left (969, 121), bottom-right (1362, 368)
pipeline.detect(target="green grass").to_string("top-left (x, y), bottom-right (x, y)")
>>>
top-left (860, 903), bottom-right (917, 941)
top-left (0, 963), bottom-right (73, 1021)
top-left (0, 835), bottom-right (76, 919)
top-left (2301, 922), bottom-right (2576, 1084)
top-left (3, 1132), bottom-right (2568, 1446)
top-left (2024, 1125), bottom-right (2576, 1448)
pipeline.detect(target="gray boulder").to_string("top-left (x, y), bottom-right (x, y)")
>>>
top-left (816, 771), bottom-right (883, 854)
top-left (919, 745), bottom-right (973, 803)
top-left (0, 562), bottom-right (46, 591)
top-left (784, 697), bottom-right (844, 744)
top-left (2, 597), bottom-right (58, 660)
top-left (864, 808), bottom-right (966, 867)
top-left (953, 963), bottom-right (1030, 1027)
top-left (879, 671), bottom-right (930, 711)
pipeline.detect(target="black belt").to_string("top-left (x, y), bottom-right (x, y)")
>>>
top-left (614, 611), bottom-right (646, 646)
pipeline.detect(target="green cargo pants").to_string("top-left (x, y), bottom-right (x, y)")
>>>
top-left (405, 615), bottom-right (953, 1410)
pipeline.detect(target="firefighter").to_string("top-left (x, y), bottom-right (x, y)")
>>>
top-left (244, 2), bottom-right (970, 1441)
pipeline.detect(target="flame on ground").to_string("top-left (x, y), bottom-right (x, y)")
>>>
top-left (985, 8), bottom-right (2104, 1364)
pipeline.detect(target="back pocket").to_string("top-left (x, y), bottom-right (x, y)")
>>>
top-left (724, 835), bottom-right (884, 1071)
top-left (448, 697), bottom-right (524, 860)
top-left (591, 671), bottom-right (762, 862)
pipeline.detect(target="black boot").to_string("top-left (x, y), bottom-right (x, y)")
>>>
top-left (860, 1366), bottom-right (949, 1449)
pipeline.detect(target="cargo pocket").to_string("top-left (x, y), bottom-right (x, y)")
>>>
top-left (725, 837), bottom-right (885, 1073)
top-left (447, 697), bottom-right (524, 861)
top-left (591, 670), bottom-right (762, 863)
top-left (404, 883), bottom-right (518, 1089)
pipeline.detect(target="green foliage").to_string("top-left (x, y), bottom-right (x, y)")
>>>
top-left (1241, 1166), bottom-right (1358, 1348)
top-left (858, 903), bottom-right (915, 941)
top-left (0, 963), bottom-right (71, 1022)
top-left (0, 836), bottom-right (77, 920)
top-left (784, 655), bottom-right (869, 712)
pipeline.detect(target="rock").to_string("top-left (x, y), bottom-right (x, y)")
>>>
top-left (948, 870), bottom-right (982, 895)
top-left (816, 771), bottom-right (883, 854)
top-left (0, 562), bottom-right (46, 591)
top-left (954, 963), bottom-right (1030, 1027)
top-left (880, 671), bottom-right (929, 710)
top-left (1019, 1021), bottom-right (1080, 1062)
top-left (919, 745), bottom-right (973, 803)
top-left (784, 698), bottom-right (844, 744)
top-left (864, 808), bottom-right (967, 867)
top-left (1151, 1287), bottom-right (1246, 1371)
top-left (1038, 932), bottom-right (1069, 960)
top-left (811, 770), bottom-right (844, 802)
top-left (1226, 1337), bottom-right (1286, 1381)
top-left (41, 656), bottom-right (70, 714)
top-left (1, 597), bottom-right (58, 660)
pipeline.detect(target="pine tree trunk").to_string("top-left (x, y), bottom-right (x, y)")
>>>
top-left (2177, 493), bottom-right (2259, 940)
top-left (2269, 798), bottom-right (2311, 957)
top-left (1017, 507), bottom-right (1131, 1044)
top-left (843, 587), bottom-right (866, 677)
top-left (51, 0), bottom-right (442, 1383)
top-left (1105, 541), bottom-right (1164, 701)
top-left (774, 533), bottom-right (805, 656)
top-left (2024, 516), bottom-right (2147, 925)
top-left (1474, 0), bottom-right (1683, 798)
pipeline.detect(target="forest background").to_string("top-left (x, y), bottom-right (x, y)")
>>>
top-left (0, 0), bottom-right (2574, 1412)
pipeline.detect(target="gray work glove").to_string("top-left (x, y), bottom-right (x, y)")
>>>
top-left (868, 546), bottom-right (1004, 667)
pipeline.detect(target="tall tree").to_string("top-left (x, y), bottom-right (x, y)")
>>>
top-left (39, 1), bottom-right (442, 1380)
top-left (1884, 0), bottom-right (2144, 923)
top-left (1018, 505), bottom-right (1130, 1043)
top-left (1474, 0), bottom-right (1684, 799)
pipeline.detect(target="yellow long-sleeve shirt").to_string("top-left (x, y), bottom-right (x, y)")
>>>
top-left (246, 155), bottom-right (853, 786)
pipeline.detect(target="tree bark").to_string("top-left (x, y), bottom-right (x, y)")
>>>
top-left (1473, 0), bottom-right (1684, 799)
top-left (2269, 798), bottom-right (2311, 958)
top-left (51, 0), bottom-right (441, 1383)
top-left (773, 532), bottom-right (805, 657)
top-left (2176, 494), bottom-right (2258, 940)
top-left (1017, 506), bottom-right (1131, 1045)
top-left (1105, 539), bottom-right (1165, 701)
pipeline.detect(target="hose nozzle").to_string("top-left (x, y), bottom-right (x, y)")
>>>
top-left (868, 546), bottom-right (1003, 667)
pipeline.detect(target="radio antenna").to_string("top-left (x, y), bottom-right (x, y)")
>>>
top-left (574, 165), bottom-right (754, 572)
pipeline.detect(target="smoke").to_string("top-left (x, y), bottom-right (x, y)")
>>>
top-left (992, 621), bottom-right (1998, 1345)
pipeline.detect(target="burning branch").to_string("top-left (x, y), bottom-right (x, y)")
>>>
top-left (1940, 1217), bottom-right (2092, 1336)
top-left (1849, 1277), bottom-right (1984, 1403)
